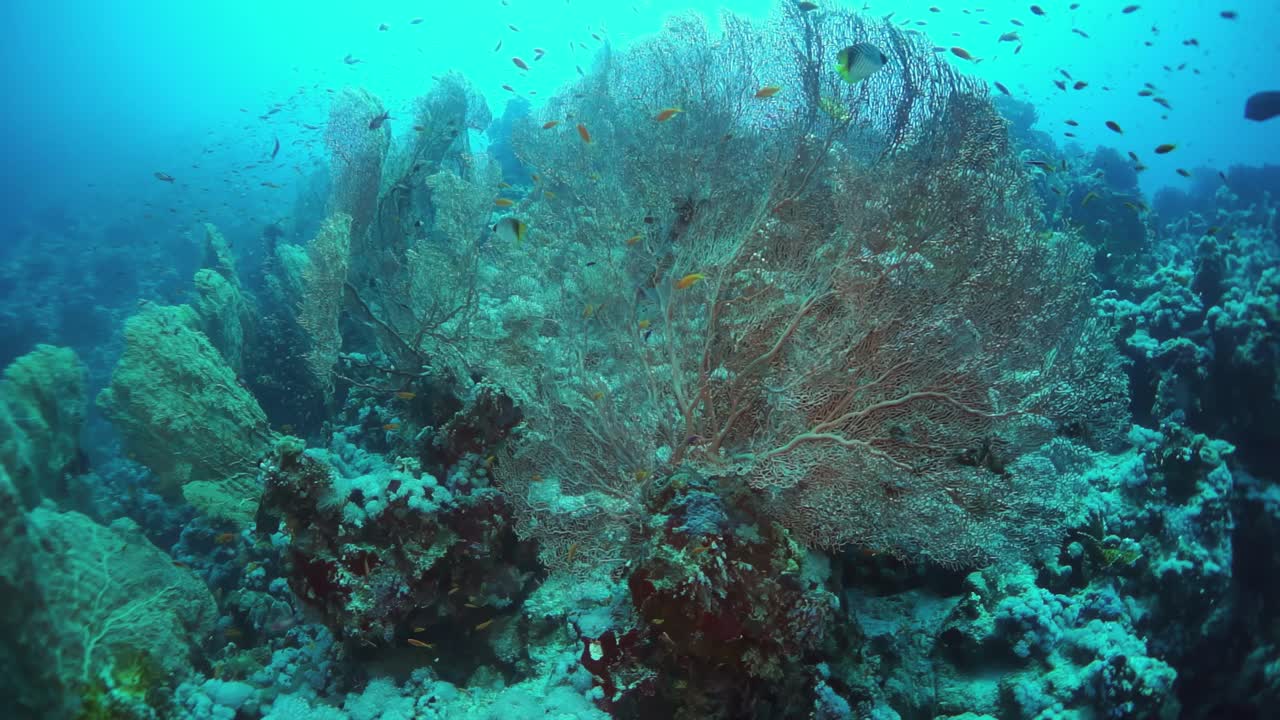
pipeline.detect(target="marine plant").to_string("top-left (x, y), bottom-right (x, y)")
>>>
top-left (484, 10), bottom-right (1127, 570)
top-left (285, 8), bottom-right (1130, 579)
top-left (0, 343), bottom-right (86, 508)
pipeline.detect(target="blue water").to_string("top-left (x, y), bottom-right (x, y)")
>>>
top-left (1, 1), bottom-right (1278, 718)
top-left (2, 0), bottom-right (1274, 229)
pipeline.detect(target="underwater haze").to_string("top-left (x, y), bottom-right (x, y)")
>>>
top-left (1, 1), bottom-right (1279, 719)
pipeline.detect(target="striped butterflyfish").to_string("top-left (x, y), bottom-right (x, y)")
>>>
top-left (493, 217), bottom-right (528, 244)
top-left (835, 43), bottom-right (887, 84)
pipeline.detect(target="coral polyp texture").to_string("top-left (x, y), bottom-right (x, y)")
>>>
top-left (1, 3), bottom-right (1277, 719)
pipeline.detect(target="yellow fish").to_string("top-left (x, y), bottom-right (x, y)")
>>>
top-left (675, 272), bottom-right (705, 290)
top-left (655, 107), bottom-right (683, 122)
top-left (494, 217), bottom-right (528, 244)
top-left (835, 43), bottom-right (887, 84)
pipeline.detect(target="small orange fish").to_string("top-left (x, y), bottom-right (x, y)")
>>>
top-left (215, 532), bottom-right (236, 545)
top-left (582, 304), bottom-right (595, 319)
top-left (590, 390), bottom-right (605, 401)
top-left (542, 120), bottom-right (559, 129)
top-left (566, 542), bottom-right (579, 563)
top-left (689, 544), bottom-right (709, 556)
top-left (577, 123), bottom-right (591, 143)
top-left (634, 469), bottom-right (651, 482)
top-left (655, 107), bottom-right (683, 122)
top-left (638, 319), bottom-right (651, 330)
top-left (474, 619), bottom-right (494, 631)
top-left (625, 234), bottom-right (642, 245)
top-left (395, 391), bottom-right (417, 400)
top-left (754, 85), bottom-right (782, 98)
top-left (383, 423), bottom-right (400, 431)
top-left (675, 272), bottom-right (705, 290)
top-left (495, 198), bottom-right (514, 207)
top-left (407, 638), bottom-right (434, 648)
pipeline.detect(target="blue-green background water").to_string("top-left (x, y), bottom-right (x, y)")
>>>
top-left (2, 0), bottom-right (1276, 238)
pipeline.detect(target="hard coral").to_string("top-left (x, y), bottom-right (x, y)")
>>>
top-left (256, 437), bottom-right (537, 676)
top-left (586, 471), bottom-right (847, 719)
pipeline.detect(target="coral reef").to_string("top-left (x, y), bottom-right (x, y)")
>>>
top-left (2, 4), bottom-right (1277, 720)
top-left (97, 303), bottom-right (270, 498)
top-left (0, 344), bottom-right (86, 507)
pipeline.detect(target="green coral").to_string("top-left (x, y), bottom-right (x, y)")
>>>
top-left (297, 213), bottom-right (353, 399)
top-left (97, 303), bottom-right (269, 498)
top-left (0, 466), bottom-right (74, 719)
top-left (0, 344), bottom-right (86, 507)
top-left (181, 474), bottom-right (262, 528)
top-left (192, 223), bottom-right (255, 374)
top-left (26, 507), bottom-right (218, 689)
top-left (75, 651), bottom-right (168, 720)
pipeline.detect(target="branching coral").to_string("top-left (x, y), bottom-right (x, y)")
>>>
top-left (324, 88), bottom-right (389, 260)
top-left (297, 213), bottom-right (353, 399)
top-left (488, 10), bottom-right (1122, 569)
